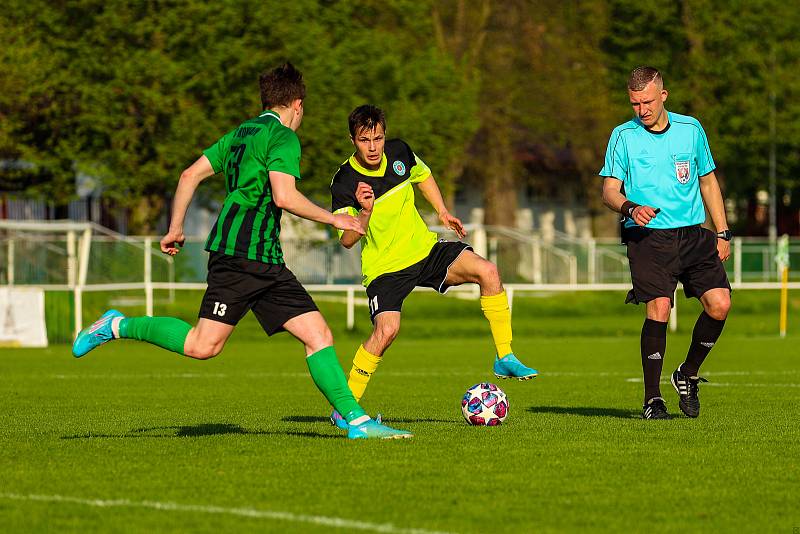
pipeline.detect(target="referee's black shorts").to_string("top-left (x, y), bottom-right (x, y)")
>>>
top-left (198, 252), bottom-right (318, 335)
top-left (623, 225), bottom-right (731, 306)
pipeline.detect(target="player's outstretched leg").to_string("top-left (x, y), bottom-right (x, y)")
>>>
top-left (445, 250), bottom-right (538, 380)
top-left (73, 312), bottom-right (225, 360)
top-left (478, 281), bottom-right (537, 379)
top-left (284, 312), bottom-right (411, 439)
top-left (72, 309), bottom-right (125, 357)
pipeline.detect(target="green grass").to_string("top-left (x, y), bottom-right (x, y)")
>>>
top-left (1, 291), bottom-right (799, 532)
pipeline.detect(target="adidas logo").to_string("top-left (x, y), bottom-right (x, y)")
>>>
top-left (647, 352), bottom-right (662, 360)
top-left (355, 368), bottom-right (370, 377)
top-left (700, 342), bottom-right (715, 348)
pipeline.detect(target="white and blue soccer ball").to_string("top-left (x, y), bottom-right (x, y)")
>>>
top-left (461, 382), bottom-right (508, 426)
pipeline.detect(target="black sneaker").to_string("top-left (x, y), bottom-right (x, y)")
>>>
top-left (642, 397), bottom-right (672, 420)
top-left (671, 367), bottom-right (708, 418)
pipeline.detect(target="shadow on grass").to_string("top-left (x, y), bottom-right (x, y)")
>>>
top-left (61, 423), bottom-right (339, 440)
top-left (526, 406), bottom-right (640, 419)
top-left (283, 415), bottom-right (458, 425)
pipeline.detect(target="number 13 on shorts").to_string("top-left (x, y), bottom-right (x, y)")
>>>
top-left (213, 301), bottom-right (227, 317)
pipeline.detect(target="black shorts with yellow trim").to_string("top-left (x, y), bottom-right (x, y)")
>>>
top-left (198, 252), bottom-right (318, 335)
top-left (623, 224), bottom-right (731, 306)
top-left (365, 240), bottom-right (473, 322)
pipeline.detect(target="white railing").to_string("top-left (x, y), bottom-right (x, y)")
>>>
top-left (2, 221), bottom-right (798, 336)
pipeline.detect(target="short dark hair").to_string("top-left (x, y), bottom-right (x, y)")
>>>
top-left (348, 105), bottom-right (386, 137)
top-left (628, 66), bottom-right (663, 91)
top-left (259, 62), bottom-right (306, 110)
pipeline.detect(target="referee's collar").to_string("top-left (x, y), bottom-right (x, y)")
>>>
top-left (641, 111), bottom-right (671, 135)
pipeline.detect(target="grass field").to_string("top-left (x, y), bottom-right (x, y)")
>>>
top-left (1, 290), bottom-right (799, 532)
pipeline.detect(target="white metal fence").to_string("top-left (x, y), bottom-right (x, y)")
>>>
top-left (1, 220), bottom-right (798, 337)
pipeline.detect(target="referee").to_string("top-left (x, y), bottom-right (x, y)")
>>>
top-left (600, 66), bottom-right (732, 420)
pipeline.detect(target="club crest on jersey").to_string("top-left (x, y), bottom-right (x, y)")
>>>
top-left (392, 160), bottom-right (406, 175)
top-left (675, 160), bottom-right (690, 184)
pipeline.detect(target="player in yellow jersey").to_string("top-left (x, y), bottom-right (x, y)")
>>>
top-left (328, 105), bottom-right (538, 427)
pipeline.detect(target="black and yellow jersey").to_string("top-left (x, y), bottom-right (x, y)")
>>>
top-left (331, 139), bottom-right (438, 287)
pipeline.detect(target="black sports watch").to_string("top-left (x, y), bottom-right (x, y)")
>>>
top-left (716, 229), bottom-right (733, 241)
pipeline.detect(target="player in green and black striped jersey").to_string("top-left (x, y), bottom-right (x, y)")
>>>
top-left (72, 64), bottom-right (412, 439)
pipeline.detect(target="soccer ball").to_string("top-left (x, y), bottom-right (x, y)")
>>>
top-left (461, 382), bottom-right (508, 426)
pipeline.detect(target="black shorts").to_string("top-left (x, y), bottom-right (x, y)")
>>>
top-left (365, 240), bottom-right (473, 322)
top-left (198, 252), bottom-right (318, 335)
top-left (624, 225), bottom-right (731, 306)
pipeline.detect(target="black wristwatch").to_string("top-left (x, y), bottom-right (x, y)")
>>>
top-left (716, 229), bottom-right (733, 241)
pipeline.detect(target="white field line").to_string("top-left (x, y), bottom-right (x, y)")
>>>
top-left (47, 369), bottom-right (800, 380)
top-left (624, 377), bottom-right (800, 387)
top-left (0, 493), bottom-right (453, 534)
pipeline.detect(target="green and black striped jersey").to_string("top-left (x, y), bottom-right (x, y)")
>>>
top-left (202, 110), bottom-right (301, 264)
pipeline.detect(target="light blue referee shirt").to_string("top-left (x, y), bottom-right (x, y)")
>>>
top-left (599, 111), bottom-right (715, 229)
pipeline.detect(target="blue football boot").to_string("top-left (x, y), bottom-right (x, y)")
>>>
top-left (331, 410), bottom-right (384, 430)
top-left (347, 418), bottom-right (413, 440)
top-left (72, 309), bottom-right (125, 358)
top-left (330, 409), bottom-right (349, 430)
top-left (493, 353), bottom-right (538, 380)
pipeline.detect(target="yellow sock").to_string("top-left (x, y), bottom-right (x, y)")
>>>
top-left (347, 344), bottom-right (382, 402)
top-left (480, 291), bottom-right (513, 357)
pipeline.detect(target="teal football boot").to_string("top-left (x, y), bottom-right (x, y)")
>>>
top-left (72, 309), bottom-right (124, 358)
top-left (347, 418), bottom-right (412, 440)
top-left (493, 353), bottom-right (538, 380)
top-left (330, 409), bottom-right (349, 430)
top-left (332, 410), bottom-right (384, 431)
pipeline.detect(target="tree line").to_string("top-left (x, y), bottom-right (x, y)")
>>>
top-left (1, 0), bottom-right (798, 235)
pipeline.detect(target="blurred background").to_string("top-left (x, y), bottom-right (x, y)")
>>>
top-left (2, 0), bottom-right (799, 343)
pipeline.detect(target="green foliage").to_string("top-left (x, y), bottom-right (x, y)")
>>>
top-left (0, 0), bottom-right (478, 221)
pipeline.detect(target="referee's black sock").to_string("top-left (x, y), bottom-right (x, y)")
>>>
top-left (641, 318), bottom-right (668, 403)
top-left (680, 312), bottom-right (726, 377)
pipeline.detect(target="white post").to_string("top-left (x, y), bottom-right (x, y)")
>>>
top-left (67, 230), bottom-right (76, 287)
top-left (488, 237), bottom-right (498, 265)
top-left (346, 286), bottom-right (355, 330)
top-left (74, 286), bottom-right (83, 339)
top-left (669, 289), bottom-right (678, 332)
top-left (507, 286), bottom-right (515, 316)
top-left (6, 239), bottom-right (14, 286)
top-left (74, 228), bottom-right (92, 337)
top-left (733, 237), bottom-right (742, 286)
top-left (570, 256), bottom-right (578, 286)
top-left (532, 238), bottom-right (542, 284)
top-left (587, 238), bottom-right (596, 285)
top-left (473, 226), bottom-right (488, 259)
top-left (144, 237), bottom-right (154, 317)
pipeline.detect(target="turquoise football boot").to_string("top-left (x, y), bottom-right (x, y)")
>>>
top-left (347, 418), bottom-right (412, 440)
top-left (72, 309), bottom-right (125, 358)
top-left (330, 409), bottom-right (349, 430)
top-left (493, 353), bottom-right (538, 380)
top-left (332, 410), bottom-right (385, 431)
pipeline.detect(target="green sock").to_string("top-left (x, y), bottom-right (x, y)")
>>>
top-left (306, 346), bottom-right (366, 423)
top-left (118, 316), bottom-right (192, 355)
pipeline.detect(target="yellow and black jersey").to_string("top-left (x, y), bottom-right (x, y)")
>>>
top-left (331, 138), bottom-right (438, 287)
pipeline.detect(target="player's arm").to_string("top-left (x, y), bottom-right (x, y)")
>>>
top-left (161, 155), bottom-right (216, 256)
top-left (601, 177), bottom-right (659, 227)
top-left (699, 171), bottom-right (731, 261)
top-left (416, 175), bottom-right (466, 238)
top-left (339, 182), bottom-right (374, 249)
top-left (270, 171), bottom-right (364, 235)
